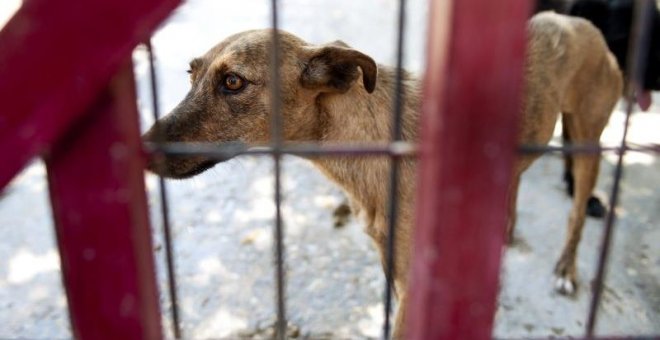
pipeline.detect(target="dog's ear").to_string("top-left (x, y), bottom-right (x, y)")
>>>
top-left (301, 42), bottom-right (377, 94)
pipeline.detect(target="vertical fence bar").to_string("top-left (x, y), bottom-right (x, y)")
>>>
top-left (269, 0), bottom-right (287, 338)
top-left (46, 62), bottom-right (162, 340)
top-left (586, 0), bottom-right (655, 336)
top-left (407, 0), bottom-right (531, 339)
top-left (382, 0), bottom-right (407, 338)
top-left (146, 41), bottom-right (182, 339)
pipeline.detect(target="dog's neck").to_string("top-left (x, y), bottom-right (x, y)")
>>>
top-left (317, 67), bottom-right (420, 143)
top-left (306, 66), bottom-right (420, 228)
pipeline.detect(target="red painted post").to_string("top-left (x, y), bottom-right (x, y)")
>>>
top-left (407, 0), bottom-right (531, 339)
top-left (0, 2), bottom-right (182, 336)
top-left (46, 62), bottom-right (161, 339)
top-left (0, 0), bottom-right (180, 189)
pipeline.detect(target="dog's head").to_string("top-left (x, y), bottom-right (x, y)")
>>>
top-left (143, 29), bottom-right (377, 178)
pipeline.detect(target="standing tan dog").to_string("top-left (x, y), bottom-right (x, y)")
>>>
top-left (144, 12), bottom-right (621, 338)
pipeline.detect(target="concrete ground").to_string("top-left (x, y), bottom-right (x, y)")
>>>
top-left (0, 0), bottom-right (658, 338)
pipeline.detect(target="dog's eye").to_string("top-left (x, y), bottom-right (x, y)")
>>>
top-left (221, 74), bottom-right (246, 94)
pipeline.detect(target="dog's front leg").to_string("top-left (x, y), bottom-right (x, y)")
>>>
top-left (367, 224), bottom-right (409, 339)
top-left (505, 172), bottom-right (522, 244)
top-left (390, 290), bottom-right (407, 339)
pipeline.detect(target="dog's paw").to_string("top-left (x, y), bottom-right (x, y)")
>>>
top-left (554, 275), bottom-right (576, 295)
top-left (586, 196), bottom-right (606, 218)
top-left (554, 256), bottom-right (578, 296)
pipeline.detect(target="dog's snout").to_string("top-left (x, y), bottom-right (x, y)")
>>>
top-left (143, 115), bottom-right (179, 143)
top-left (144, 151), bottom-right (166, 173)
top-left (142, 103), bottom-right (222, 178)
top-left (142, 122), bottom-right (162, 143)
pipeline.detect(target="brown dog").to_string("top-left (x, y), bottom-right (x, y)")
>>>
top-left (144, 12), bottom-right (621, 338)
top-left (509, 12), bottom-right (622, 295)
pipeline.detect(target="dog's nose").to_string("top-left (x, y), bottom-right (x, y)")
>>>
top-left (142, 121), bottom-right (172, 175)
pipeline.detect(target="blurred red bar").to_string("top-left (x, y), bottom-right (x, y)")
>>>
top-left (0, 0), bottom-right (180, 189)
top-left (46, 63), bottom-right (161, 340)
top-left (407, 0), bottom-right (531, 339)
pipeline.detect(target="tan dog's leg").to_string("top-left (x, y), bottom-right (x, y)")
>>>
top-left (391, 289), bottom-right (407, 339)
top-left (506, 172), bottom-right (523, 244)
top-left (562, 114), bottom-right (608, 218)
top-left (553, 115), bottom-right (602, 295)
top-left (373, 241), bottom-right (406, 339)
top-left (368, 230), bottom-right (398, 337)
top-left (369, 222), bottom-right (410, 339)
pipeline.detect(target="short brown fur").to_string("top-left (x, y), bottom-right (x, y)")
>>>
top-left (144, 12), bottom-right (622, 338)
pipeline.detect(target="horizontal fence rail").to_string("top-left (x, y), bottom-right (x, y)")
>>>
top-left (146, 141), bottom-right (660, 158)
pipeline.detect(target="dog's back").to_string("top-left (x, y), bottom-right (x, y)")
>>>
top-left (520, 12), bottom-right (622, 150)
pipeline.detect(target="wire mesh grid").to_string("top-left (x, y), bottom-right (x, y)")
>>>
top-left (141, 0), bottom-right (660, 339)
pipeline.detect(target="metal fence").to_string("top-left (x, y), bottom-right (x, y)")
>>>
top-left (0, 0), bottom-right (659, 339)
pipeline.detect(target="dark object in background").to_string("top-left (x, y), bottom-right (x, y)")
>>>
top-left (569, 0), bottom-right (660, 91)
top-left (536, 0), bottom-right (660, 91)
top-left (535, 0), bottom-right (573, 13)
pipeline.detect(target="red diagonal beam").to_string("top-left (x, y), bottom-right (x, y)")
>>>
top-left (0, 0), bottom-right (180, 189)
top-left (407, 0), bottom-right (531, 339)
top-left (46, 61), bottom-right (161, 339)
